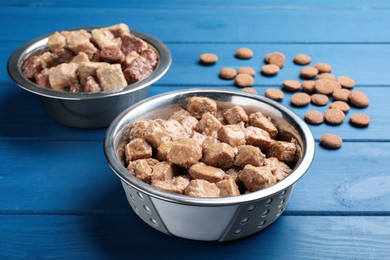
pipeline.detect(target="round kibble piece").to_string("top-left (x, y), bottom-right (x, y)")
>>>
top-left (294, 54), bottom-right (312, 65)
top-left (300, 67), bottom-right (319, 79)
top-left (311, 93), bottom-right (329, 106)
top-left (332, 88), bottom-right (350, 102)
top-left (235, 48), bottom-right (254, 59)
top-left (330, 101), bottom-right (350, 113)
top-left (317, 73), bottom-right (336, 81)
top-left (219, 67), bottom-right (237, 80)
top-left (261, 64), bottom-right (280, 76)
top-left (337, 76), bottom-right (355, 89)
top-left (314, 63), bottom-right (332, 73)
top-left (291, 93), bottom-right (311, 107)
top-left (304, 110), bottom-right (324, 125)
top-left (235, 74), bottom-right (254, 88)
top-left (350, 113), bottom-right (370, 127)
top-left (349, 90), bottom-right (369, 108)
top-left (265, 52), bottom-right (285, 63)
top-left (242, 87), bottom-right (258, 94)
top-left (301, 80), bottom-right (316, 93)
top-left (324, 109), bottom-right (345, 125)
top-left (268, 52), bottom-right (286, 68)
top-left (199, 53), bottom-right (218, 65)
top-left (265, 88), bottom-right (284, 101)
top-left (238, 67), bottom-right (256, 76)
top-left (315, 79), bottom-right (335, 95)
top-left (320, 134), bottom-right (343, 149)
top-left (283, 80), bottom-right (301, 92)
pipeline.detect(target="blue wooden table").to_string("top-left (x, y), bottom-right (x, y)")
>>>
top-left (1, 1), bottom-right (389, 259)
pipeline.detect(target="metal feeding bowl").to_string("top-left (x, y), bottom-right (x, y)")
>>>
top-left (104, 89), bottom-right (315, 241)
top-left (7, 27), bottom-right (171, 128)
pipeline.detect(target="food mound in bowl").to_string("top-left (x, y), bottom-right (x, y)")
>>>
top-left (118, 96), bottom-right (299, 198)
top-left (21, 23), bottom-right (159, 92)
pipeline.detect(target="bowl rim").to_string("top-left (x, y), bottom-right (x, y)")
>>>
top-left (7, 26), bottom-right (172, 101)
top-left (104, 88), bottom-right (315, 206)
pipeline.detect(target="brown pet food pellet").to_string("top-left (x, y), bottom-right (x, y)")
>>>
top-left (235, 73), bottom-right (254, 88)
top-left (317, 73), bottom-right (336, 81)
top-left (301, 80), bottom-right (316, 94)
top-left (242, 87), bottom-right (258, 94)
top-left (235, 48), bottom-right (254, 59)
top-left (261, 64), bottom-right (280, 76)
top-left (265, 88), bottom-right (284, 101)
top-left (350, 113), bottom-right (370, 127)
top-left (314, 63), bottom-right (332, 73)
top-left (291, 93), bottom-right (311, 107)
top-left (265, 52), bottom-right (285, 63)
top-left (237, 67), bottom-right (256, 76)
top-left (294, 54), bottom-right (312, 65)
top-left (349, 90), bottom-right (369, 108)
top-left (283, 80), bottom-right (301, 92)
top-left (337, 76), bottom-right (355, 89)
top-left (332, 88), bottom-right (350, 102)
top-left (315, 79), bottom-right (335, 95)
top-left (300, 67), bottom-right (319, 79)
top-left (324, 109), bottom-right (345, 125)
top-left (304, 110), bottom-right (324, 125)
top-left (320, 133), bottom-right (342, 149)
top-left (199, 53), bottom-right (218, 65)
top-left (311, 93), bottom-right (329, 106)
top-left (329, 101), bottom-right (350, 113)
top-left (268, 52), bottom-right (286, 68)
top-left (219, 67), bottom-right (237, 80)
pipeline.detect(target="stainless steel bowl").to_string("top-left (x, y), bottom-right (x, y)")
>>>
top-left (104, 88), bottom-right (315, 241)
top-left (7, 27), bottom-right (171, 128)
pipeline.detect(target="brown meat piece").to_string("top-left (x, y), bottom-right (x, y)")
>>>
top-left (83, 76), bottom-right (101, 92)
top-left (234, 145), bottom-right (265, 168)
top-left (124, 138), bottom-right (152, 162)
top-left (77, 62), bottom-right (110, 85)
top-left (39, 51), bottom-right (56, 68)
top-left (225, 167), bottom-right (242, 185)
top-left (152, 175), bottom-right (190, 194)
top-left (164, 119), bottom-right (189, 141)
top-left (216, 178), bottom-right (240, 197)
top-left (121, 34), bottom-right (148, 55)
top-left (105, 23), bottom-right (130, 37)
top-left (223, 105), bottom-right (249, 124)
top-left (167, 138), bottom-right (202, 169)
top-left (195, 112), bottom-right (222, 137)
top-left (91, 28), bottom-right (121, 49)
top-left (191, 132), bottom-right (208, 146)
top-left (127, 158), bottom-right (159, 184)
top-left (47, 31), bottom-right (66, 51)
top-left (267, 141), bottom-right (296, 163)
top-left (124, 51), bottom-right (140, 67)
top-left (34, 68), bottom-right (50, 88)
top-left (69, 81), bottom-right (83, 93)
top-left (189, 162), bottom-right (226, 183)
top-left (48, 63), bottom-right (78, 90)
top-left (156, 142), bottom-right (173, 161)
top-left (203, 142), bottom-right (235, 169)
top-left (99, 46), bottom-right (125, 64)
top-left (202, 136), bottom-right (219, 153)
top-left (70, 52), bottom-right (89, 64)
top-left (248, 112), bottom-right (278, 139)
top-left (217, 125), bottom-right (246, 147)
top-left (264, 157), bottom-right (292, 181)
top-left (151, 161), bottom-right (176, 182)
top-left (22, 55), bottom-right (45, 79)
top-left (144, 119), bottom-right (172, 148)
top-left (64, 30), bottom-right (97, 58)
top-left (128, 120), bottom-right (151, 140)
top-left (141, 47), bottom-right (159, 68)
top-left (123, 57), bottom-right (153, 84)
top-left (238, 165), bottom-right (277, 192)
top-left (244, 126), bottom-right (273, 152)
top-left (96, 64), bottom-right (127, 90)
top-left (186, 96), bottom-right (217, 119)
top-left (53, 48), bottom-right (75, 64)
top-left (184, 179), bottom-right (220, 198)
top-left (169, 109), bottom-right (198, 135)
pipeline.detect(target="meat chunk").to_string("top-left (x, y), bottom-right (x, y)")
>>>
top-left (184, 179), bottom-right (220, 198)
top-left (234, 145), bottom-right (265, 168)
top-left (167, 138), bottom-right (202, 169)
top-left (169, 109), bottom-right (198, 135)
top-left (195, 112), bottom-right (222, 137)
top-left (264, 157), bottom-right (292, 181)
top-left (124, 51), bottom-right (141, 67)
top-left (48, 63), bottom-right (78, 90)
top-left (128, 120), bottom-right (150, 140)
top-left (83, 76), bottom-right (101, 92)
top-left (100, 46), bottom-right (125, 64)
top-left (238, 165), bottom-right (277, 192)
top-left (144, 120), bottom-right (171, 148)
top-left (267, 141), bottom-right (296, 163)
top-left (124, 138), bottom-right (152, 162)
top-left (164, 119), bottom-right (189, 141)
top-left (64, 30), bottom-right (97, 58)
top-left (189, 162), bottom-right (226, 183)
top-left (191, 132), bottom-right (208, 146)
top-left (39, 51), bottom-right (56, 68)
top-left (217, 124), bottom-right (246, 147)
top-left (186, 96), bottom-right (217, 119)
top-left (121, 34), bottom-right (148, 55)
top-left (151, 161), bottom-right (176, 182)
top-left (152, 175), bottom-right (190, 194)
top-left (216, 178), bottom-right (240, 197)
top-left (244, 126), bottom-right (273, 152)
top-left (248, 112), bottom-right (278, 139)
top-left (223, 105), bottom-right (249, 124)
top-left (69, 81), bottom-right (83, 93)
top-left (201, 136), bottom-right (219, 153)
top-left (156, 142), bottom-right (173, 161)
top-left (91, 28), bottom-right (121, 49)
top-left (22, 55), bottom-right (45, 79)
top-left (53, 48), bottom-right (75, 64)
top-left (77, 62), bottom-right (110, 85)
top-left (203, 142), bottom-right (235, 169)
top-left (34, 68), bottom-right (50, 88)
top-left (123, 56), bottom-right (153, 84)
top-left (141, 47), bottom-right (159, 68)
top-left (70, 52), bottom-right (89, 64)
top-left (96, 64), bottom-right (127, 90)
top-left (127, 158), bottom-right (159, 184)
top-left (105, 23), bottom-right (131, 37)
top-left (225, 167), bottom-right (242, 185)
top-left (47, 32), bottom-right (66, 51)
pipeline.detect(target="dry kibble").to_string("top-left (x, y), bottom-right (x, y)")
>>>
top-left (219, 67), bottom-right (237, 80)
top-left (350, 113), bottom-right (370, 127)
top-left (267, 52), bottom-right (286, 68)
top-left (235, 48), bottom-right (254, 59)
top-left (293, 54), bottom-right (312, 65)
top-left (199, 53), bottom-right (218, 65)
top-left (235, 73), bottom-right (254, 88)
top-left (330, 101), bottom-right (350, 113)
top-left (242, 87), bottom-right (258, 94)
top-left (291, 93), bottom-right (311, 107)
top-left (315, 79), bottom-right (336, 95)
top-left (238, 67), bottom-right (256, 76)
top-left (301, 80), bottom-right (316, 94)
top-left (337, 76), bottom-right (355, 89)
top-left (349, 90), bottom-right (369, 108)
top-left (324, 109), bottom-right (345, 125)
top-left (282, 80), bottom-right (301, 92)
top-left (332, 88), bottom-right (350, 102)
top-left (314, 63), bottom-right (332, 73)
top-left (317, 73), bottom-right (336, 81)
top-left (304, 110), bottom-right (324, 125)
top-left (300, 66), bottom-right (319, 79)
top-left (320, 134), bottom-right (343, 149)
top-left (261, 64), bottom-right (280, 76)
top-left (311, 94), bottom-right (329, 106)
top-left (265, 88), bottom-right (284, 101)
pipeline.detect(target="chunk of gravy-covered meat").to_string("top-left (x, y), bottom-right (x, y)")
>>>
top-left (248, 112), bottom-right (278, 139)
top-left (267, 140), bottom-right (296, 163)
top-left (64, 30), bottom-right (97, 59)
top-left (151, 161), bottom-right (177, 182)
top-left (217, 124), bottom-right (246, 147)
top-left (123, 56), bottom-right (153, 84)
top-left (124, 138), bottom-right (152, 163)
top-left (203, 142), bottom-right (235, 169)
top-left (152, 176), bottom-right (190, 194)
top-left (167, 138), bottom-right (202, 169)
top-left (234, 145), bottom-right (265, 168)
top-left (189, 162), bottom-right (225, 183)
top-left (127, 158), bottom-right (159, 184)
top-left (195, 112), bottom-right (222, 137)
top-left (48, 63), bottom-right (78, 90)
top-left (186, 96), bottom-right (217, 119)
top-left (244, 126), bottom-right (273, 152)
top-left (164, 119), bottom-right (189, 141)
top-left (128, 120), bottom-right (151, 140)
top-left (144, 120), bottom-right (172, 148)
top-left (169, 109), bottom-right (198, 135)
top-left (96, 64), bottom-right (127, 90)
top-left (216, 178), bottom-right (240, 197)
top-left (264, 157), bottom-right (292, 181)
top-left (184, 179), bottom-right (220, 198)
top-left (22, 55), bottom-right (45, 79)
top-left (238, 165), bottom-right (277, 192)
top-left (223, 105), bottom-right (249, 124)
top-left (34, 68), bottom-right (50, 88)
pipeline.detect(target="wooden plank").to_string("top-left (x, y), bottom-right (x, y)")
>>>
top-left (0, 141), bottom-right (389, 213)
top-left (0, 214), bottom-right (389, 259)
